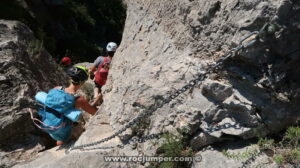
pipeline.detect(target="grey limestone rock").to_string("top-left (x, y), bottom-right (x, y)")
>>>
top-left (0, 20), bottom-right (68, 167)
top-left (12, 0), bottom-right (300, 167)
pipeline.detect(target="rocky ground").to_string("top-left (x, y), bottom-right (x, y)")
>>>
top-left (2, 0), bottom-right (300, 167)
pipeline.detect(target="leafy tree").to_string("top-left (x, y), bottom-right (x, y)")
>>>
top-left (0, 0), bottom-right (126, 63)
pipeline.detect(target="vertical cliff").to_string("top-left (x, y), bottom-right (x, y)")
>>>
top-left (105, 0), bottom-right (300, 147)
top-left (13, 0), bottom-right (300, 167)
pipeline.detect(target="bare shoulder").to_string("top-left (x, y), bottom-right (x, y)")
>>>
top-left (75, 96), bottom-right (88, 104)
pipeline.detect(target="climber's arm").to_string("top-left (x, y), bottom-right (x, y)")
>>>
top-left (75, 96), bottom-right (97, 115)
top-left (88, 65), bottom-right (97, 74)
top-left (89, 56), bottom-right (104, 74)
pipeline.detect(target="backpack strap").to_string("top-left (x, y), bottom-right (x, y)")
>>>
top-left (98, 57), bottom-right (109, 69)
top-left (28, 108), bottom-right (66, 130)
top-left (103, 57), bottom-right (109, 64)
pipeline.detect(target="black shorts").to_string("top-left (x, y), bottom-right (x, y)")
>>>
top-left (94, 82), bottom-right (103, 89)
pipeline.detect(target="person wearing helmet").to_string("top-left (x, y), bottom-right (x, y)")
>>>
top-left (89, 42), bottom-right (118, 106)
top-left (49, 65), bottom-right (97, 145)
top-left (60, 57), bottom-right (72, 72)
top-left (61, 57), bottom-right (71, 66)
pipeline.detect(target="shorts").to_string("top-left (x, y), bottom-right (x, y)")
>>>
top-left (94, 82), bottom-right (103, 99)
top-left (94, 82), bottom-right (103, 89)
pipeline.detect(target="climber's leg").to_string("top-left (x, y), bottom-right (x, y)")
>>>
top-left (92, 83), bottom-right (103, 106)
top-left (56, 141), bottom-right (63, 146)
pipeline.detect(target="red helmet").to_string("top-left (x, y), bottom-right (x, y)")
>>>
top-left (61, 57), bottom-right (71, 66)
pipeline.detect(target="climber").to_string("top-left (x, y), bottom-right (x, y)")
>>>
top-left (60, 56), bottom-right (72, 72)
top-left (89, 42), bottom-right (118, 107)
top-left (29, 65), bottom-right (97, 146)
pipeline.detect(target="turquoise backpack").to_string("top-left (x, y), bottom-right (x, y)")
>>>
top-left (32, 89), bottom-right (81, 142)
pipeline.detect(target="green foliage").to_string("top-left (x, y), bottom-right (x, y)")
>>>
top-left (0, 0), bottom-right (126, 63)
top-left (0, 0), bottom-right (33, 25)
top-left (256, 126), bottom-right (300, 166)
top-left (258, 138), bottom-right (274, 150)
top-left (60, 0), bottom-right (126, 61)
top-left (160, 133), bottom-right (184, 158)
top-left (283, 126), bottom-right (300, 147)
top-left (273, 155), bottom-right (284, 165)
top-left (27, 39), bottom-right (43, 59)
top-left (271, 149), bottom-right (300, 166)
top-left (159, 162), bottom-right (173, 168)
top-left (150, 132), bottom-right (192, 168)
top-left (35, 27), bottom-right (56, 54)
top-left (36, 27), bottom-right (46, 40)
top-left (65, 0), bottom-right (95, 26)
top-left (222, 132), bottom-right (300, 166)
top-left (94, 0), bottom-right (126, 31)
top-left (284, 149), bottom-right (300, 165)
top-left (43, 36), bottom-right (57, 54)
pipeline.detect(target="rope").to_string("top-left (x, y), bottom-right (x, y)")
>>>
top-left (28, 108), bottom-right (66, 130)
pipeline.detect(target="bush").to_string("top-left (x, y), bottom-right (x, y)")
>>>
top-left (257, 126), bottom-right (300, 167)
top-left (258, 138), bottom-right (274, 150)
top-left (283, 126), bottom-right (300, 147)
top-left (0, 0), bottom-right (33, 25)
top-left (27, 39), bottom-right (43, 59)
top-left (150, 133), bottom-right (193, 168)
top-left (273, 155), bottom-right (284, 165)
top-left (285, 149), bottom-right (300, 165)
top-left (65, 0), bottom-right (95, 26)
top-left (0, 0), bottom-right (126, 63)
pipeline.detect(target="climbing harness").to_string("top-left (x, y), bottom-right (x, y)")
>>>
top-left (69, 23), bottom-right (279, 151)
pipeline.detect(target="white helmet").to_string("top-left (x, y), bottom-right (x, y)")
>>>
top-left (106, 42), bottom-right (118, 52)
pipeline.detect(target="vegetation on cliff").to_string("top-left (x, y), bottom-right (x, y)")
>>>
top-left (0, 0), bottom-right (126, 62)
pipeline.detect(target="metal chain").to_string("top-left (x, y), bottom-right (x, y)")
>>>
top-left (199, 145), bottom-right (262, 168)
top-left (74, 144), bottom-right (124, 151)
top-left (239, 151), bottom-right (263, 168)
top-left (203, 122), bottom-right (244, 134)
top-left (68, 133), bottom-right (162, 152)
top-left (201, 146), bottom-right (215, 152)
top-left (199, 143), bottom-right (263, 168)
top-left (199, 144), bottom-right (262, 168)
top-left (69, 27), bottom-right (270, 151)
top-left (128, 133), bottom-right (162, 144)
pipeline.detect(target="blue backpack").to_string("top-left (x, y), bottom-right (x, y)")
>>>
top-left (31, 89), bottom-right (81, 142)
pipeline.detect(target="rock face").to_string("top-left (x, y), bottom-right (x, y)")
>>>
top-left (191, 141), bottom-right (277, 168)
top-left (14, 0), bottom-right (300, 167)
top-left (106, 0), bottom-right (300, 150)
top-left (0, 20), bottom-right (68, 167)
